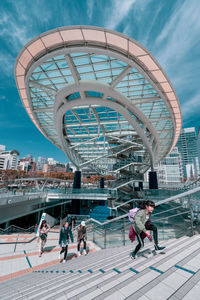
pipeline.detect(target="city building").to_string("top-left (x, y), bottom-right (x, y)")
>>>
top-left (18, 155), bottom-right (36, 172)
top-left (176, 127), bottom-right (199, 179)
top-left (37, 156), bottom-right (47, 172)
top-left (144, 147), bottom-right (183, 185)
top-left (0, 149), bottom-right (20, 170)
top-left (157, 147), bottom-right (183, 184)
top-left (43, 162), bottom-right (67, 173)
top-left (197, 127), bottom-right (200, 170)
top-left (48, 158), bottom-right (58, 165)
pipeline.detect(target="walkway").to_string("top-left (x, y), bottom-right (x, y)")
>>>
top-left (0, 230), bottom-right (100, 283)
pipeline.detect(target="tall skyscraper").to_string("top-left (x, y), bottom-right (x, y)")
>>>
top-left (37, 156), bottom-right (47, 172)
top-left (197, 127), bottom-right (200, 169)
top-left (176, 127), bottom-right (199, 178)
top-left (151, 147), bottom-right (183, 185)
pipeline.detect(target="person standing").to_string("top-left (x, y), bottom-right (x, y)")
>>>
top-left (38, 220), bottom-right (50, 257)
top-left (130, 200), bottom-right (165, 259)
top-left (59, 221), bottom-right (74, 263)
top-left (77, 221), bottom-right (87, 256)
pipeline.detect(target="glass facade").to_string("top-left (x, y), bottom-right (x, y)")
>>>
top-left (176, 127), bottom-right (199, 178)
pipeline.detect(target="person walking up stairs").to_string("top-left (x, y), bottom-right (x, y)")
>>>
top-left (130, 200), bottom-right (165, 259)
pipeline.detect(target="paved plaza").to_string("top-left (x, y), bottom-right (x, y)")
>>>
top-left (0, 230), bottom-right (100, 283)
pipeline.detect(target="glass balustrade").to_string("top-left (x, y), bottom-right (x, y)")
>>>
top-left (71, 187), bottom-right (200, 249)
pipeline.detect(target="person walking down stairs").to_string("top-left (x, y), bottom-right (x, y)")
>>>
top-left (59, 221), bottom-right (74, 263)
top-left (130, 200), bottom-right (165, 259)
top-left (37, 220), bottom-right (50, 257)
top-left (77, 221), bottom-right (87, 256)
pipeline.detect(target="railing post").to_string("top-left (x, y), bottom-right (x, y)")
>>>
top-left (122, 219), bottom-right (125, 246)
top-left (93, 223), bottom-right (95, 243)
top-left (188, 196), bottom-right (194, 236)
top-left (162, 221), bottom-right (164, 240)
top-left (104, 226), bottom-right (106, 249)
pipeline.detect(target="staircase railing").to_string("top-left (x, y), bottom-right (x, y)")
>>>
top-left (73, 186), bottom-right (200, 249)
top-left (0, 225), bottom-right (35, 234)
top-left (112, 156), bottom-right (143, 171)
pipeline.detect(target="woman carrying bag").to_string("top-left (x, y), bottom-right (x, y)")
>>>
top-left (59, 221), bottom-right (74, 263)
top-left (38, 220), bottom-right (50, 257)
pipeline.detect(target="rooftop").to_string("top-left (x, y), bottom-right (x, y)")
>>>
top-left (15, 26), bottom-right (182, 175)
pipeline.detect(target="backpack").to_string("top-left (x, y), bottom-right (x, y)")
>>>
top-left (128, 207), bottom-right (140, 222)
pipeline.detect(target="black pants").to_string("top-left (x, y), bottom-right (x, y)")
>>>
top-left (145, 221), bottom-right (158, 245)
top-left (134, 231), bottom-right (145, 256)
top-left (77, 238), bottom-right (86, 251)
top-left (60, 245), bottom-right (68, 259)
top-left (133, 222), bottom-right (158, 256)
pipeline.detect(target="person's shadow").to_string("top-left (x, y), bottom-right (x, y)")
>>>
top-left (43, 246), bottom-right (56, 253)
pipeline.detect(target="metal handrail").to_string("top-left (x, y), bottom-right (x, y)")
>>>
top-left (152, 205), bottom-right (187, 217)
top-left (153, 210), bottom-right (191, 222)
top-left (156, 186), bottom-right (200, 206)
top-left (112, 198), bottom-right (139, 210)
top-left (0, 224), bottom-right (35, 234)
top-left (111, 185), bottom-right (200, 217)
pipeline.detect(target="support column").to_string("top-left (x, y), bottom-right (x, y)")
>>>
top-left (72, 170), bottom-right (81, 214)
top-left (100, 177), bottom-right (104, 188)
top-left (36, 211), bottom-right (41, 225)
top-left (100, 176), bottom-right (105, 205)
top-left (149, 171), bottom-right (158, 189)
top-left (73, 170), bottom-right (81, 189)
top-left (139, 181), bottom-right (143, 191)
top-left (134, 182), bottom-right (139, 191)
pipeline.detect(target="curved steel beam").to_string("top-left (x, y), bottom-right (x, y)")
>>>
top-left (54, 81), bottom-right (156, 170)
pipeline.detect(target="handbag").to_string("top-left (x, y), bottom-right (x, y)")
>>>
top-left (40, 233), bottom-right (47, 240)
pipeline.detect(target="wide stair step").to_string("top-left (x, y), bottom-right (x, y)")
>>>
top-left (1, 234), bottom-right (200, 299)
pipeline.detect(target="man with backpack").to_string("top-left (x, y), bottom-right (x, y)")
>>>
top-left (129, 200), bottom-right (165, 259)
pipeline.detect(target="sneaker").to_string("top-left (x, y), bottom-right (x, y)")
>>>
top-left (130, 253), bottom-right (137, 259)
top-left (83, 250), bottom-right (87, 256)
top-left (62, 259), bottom-right (66, 263)
top-left (155, 245), bottom-right (165, 251)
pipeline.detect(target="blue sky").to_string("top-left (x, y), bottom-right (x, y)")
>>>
top-left (0, 0), bottom-right (199, 163)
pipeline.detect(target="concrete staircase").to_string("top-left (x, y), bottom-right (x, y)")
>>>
top-left (1, 234), bottom-right (200, 299)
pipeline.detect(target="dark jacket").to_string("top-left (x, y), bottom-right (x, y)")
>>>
top-left (77, 226), bottom-right (87, 242)
top-left (59, 226), bottom-right (74, 246)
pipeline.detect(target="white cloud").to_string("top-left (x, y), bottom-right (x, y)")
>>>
top-left (0, 51), bottom-right (15, 78)
top-left (0, 11), bottom-right (32, 51)
top-left (0, 9), bottom-right (34, 78)
top-left (0, 95), bottom-right (6, 101)
top-left (181, 94), bottom-right (200, 119)
top-left (138, 3), bottom-right (162, 47)
top-left (104, 0), bottom-right (137, 30)
top-left (87, 0), bottom-right (94, 20)
top-left (154, 0), bottom-right (200, 71)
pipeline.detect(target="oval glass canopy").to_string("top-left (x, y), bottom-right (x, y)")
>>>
top-left (15, 26), bottom-right (182, 175)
